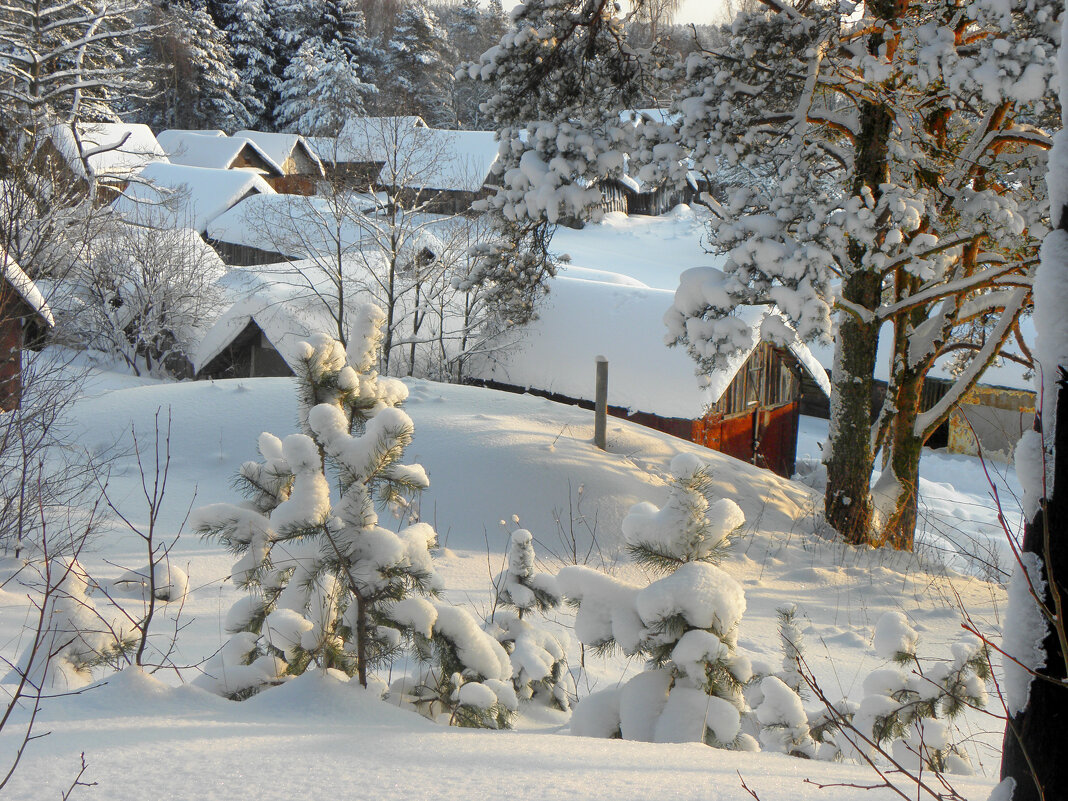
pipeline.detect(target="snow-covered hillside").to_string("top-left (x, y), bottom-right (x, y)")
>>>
top-left (0, 365), bottom-right (1015, 800)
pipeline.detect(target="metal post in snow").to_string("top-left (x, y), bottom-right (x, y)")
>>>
top-left (595, 356), bottom-right (608, 450)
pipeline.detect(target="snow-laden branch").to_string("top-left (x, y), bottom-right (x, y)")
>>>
top-left (913, 287), bottom-right (1030, 437)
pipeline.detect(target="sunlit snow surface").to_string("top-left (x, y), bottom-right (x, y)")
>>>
top-left (0, 362), bottom-right (1012, 800)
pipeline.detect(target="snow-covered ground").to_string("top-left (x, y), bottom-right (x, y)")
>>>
top-left (0, 360), bottom-right (1015, 800)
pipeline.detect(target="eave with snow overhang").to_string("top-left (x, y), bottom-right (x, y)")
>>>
top-left (109, 162), bottom-right (277, 234)
top-left (465, 276), bottom-right (830, 477)
top-left (234, 130), bottom-right (324, 178)
top-left (204, 192), bottom-right (381, 266)
top-left (1, 250), bottom-right (55, 411)
top-left (156, 131), bottom-right (285, 178)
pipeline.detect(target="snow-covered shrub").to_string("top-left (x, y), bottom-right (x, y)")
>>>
top-left (850, 611), bottom-right (990, 774)
top-left (488, 528), bottom-right (574, 711)
top-left (194, 305), bottom-right (442, 697)
top-left (391, 600), bottom-right (518, 728)
top-left (756, 608), bottom-right (991, 772)
top-left (559, 453), bottom-right (752, 748)
top-left (4, 559), bottom-right (132, 690)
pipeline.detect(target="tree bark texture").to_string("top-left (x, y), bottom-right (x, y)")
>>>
top-left (1000, 371), bottom-right (1068, 801)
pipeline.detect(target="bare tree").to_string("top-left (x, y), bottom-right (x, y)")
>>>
top-left (69, 221), bottom-right (225, 377)
top-left (244, 116), bottom-right (492, 377)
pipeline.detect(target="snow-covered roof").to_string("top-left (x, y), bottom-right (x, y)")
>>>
top-left (466, 276), bottom-right (829, 419)
top-left (156, 132), bottom-right (284, 176)
top-left (1, 249), bottom-right (55, 327)
top-left (110, 163), bottom-right (277, 234)
top-left (312, 116), bottom-right (430, 164)
top-left (158, 129), bottom-right (227, 138)
top-left (233, 130), bottom-right (323, 174)
top-left (205, 192), bottom-right (381, 256)
top-left (192, 274), bottom-right (341, 375)
top-left (377, 128), bottom-right (499, 193)
top-left (48, 123), bottom-right (167, 180)
top-left (618, 108), bottom-right (679, 127)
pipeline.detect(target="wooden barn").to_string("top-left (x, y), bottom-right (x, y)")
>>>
top-left (40, 122), bottom-right (167, 204)
top-left (803, 325), bottom-right (1033, 459)
top-left (312, 116), bottom-right (429, 187)
top-left (598, 175), bottom-right (694, 218)
top-left (0, 251), bottom-right (55, 411)
top-left (204, 192), bottom-right (382, 266)
top-left (234, 130), bottom-right (325, 194)
top-left (464, 276), bottom-right (830, 477)
top-left (375, 128), bottom-right (499, 214)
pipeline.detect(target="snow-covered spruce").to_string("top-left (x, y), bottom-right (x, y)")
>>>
top-left (747, 605), bottom-right (815, 758)
top-left (193, 310), bottom-right (442, 697)
top-left (560, 453), bottom-right (752, 748)
top-left (489, 528), bottom-right (574, 711)
top-left (495, 528), bottom-right (561, 616)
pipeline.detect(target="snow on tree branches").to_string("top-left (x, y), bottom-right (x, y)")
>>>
top-left (562, 453), bottom-right (753, 747)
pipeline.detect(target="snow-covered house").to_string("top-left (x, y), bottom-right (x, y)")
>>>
top-left (41, 122), bottom-right (167, 203)
top-left (233, 130), bottom-right (324, 194)
top-left (204, 192), bottom-right (381, 265)
top-left (591, 110), bottom-right (694, 219)
top-left (192, 278), bottom-right (338, 379)
top-left (109, 162), bottom-right (277, 235)
top-left (375, 128), bottom-right (500, 214)
top-left (312, 116), bottom-right (429, 186)
top-left (0, 251), bottom-right (54, 411)
top-left (805, 325), bottom-right (1035, 461)
top-left (598, 174), bottom-right (694, 218)
top-left (156, 131), bottom-right (284, 179)
top-left (465, 276), bottom-right (830, 477)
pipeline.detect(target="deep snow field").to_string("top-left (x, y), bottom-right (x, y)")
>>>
top-left (0, 210), bottom-right (1023, 800)
top-left (0, 364), bottom-right (1018, 801)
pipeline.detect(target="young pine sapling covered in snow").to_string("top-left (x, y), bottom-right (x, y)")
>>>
top-left (391, 599), bottom-right (518, 729)
top-left (749, 605), bottom-right (817, 758)
top-left (561, 453), bottom-right (753, 748)
top-left (5, 559), bottom-right (132, 691)
top-left (193, 305), bottom-right (442, 697)
top-left (849, 611), bottom-right (991, 775)
top-left (488, 527), bottom-right (575, 711)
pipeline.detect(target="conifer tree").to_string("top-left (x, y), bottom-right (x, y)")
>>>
top-left (560, 453), bottom-right (752, 747)
top-left (194, 305), bottom-right (440, 694)
top-left (140, 0), bottom-right (253, 131)
top-left (489, 528), bottom-right (574, 710)
top-left (225, 0), bottom-right (279, 128)
top-left (275, 38), bottom-right (374, 135)
top-left (386, 0), bottom-right (455, 127)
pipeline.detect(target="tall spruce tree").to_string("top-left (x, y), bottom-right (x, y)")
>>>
top-left (139, 0), bottom-right (253, 131)
top-left (225, 0), bottom-right (279, 128)
top-left (275, 38), bottom-right (374, 135)
top-left (386, 0), bottom-right (455, 127)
